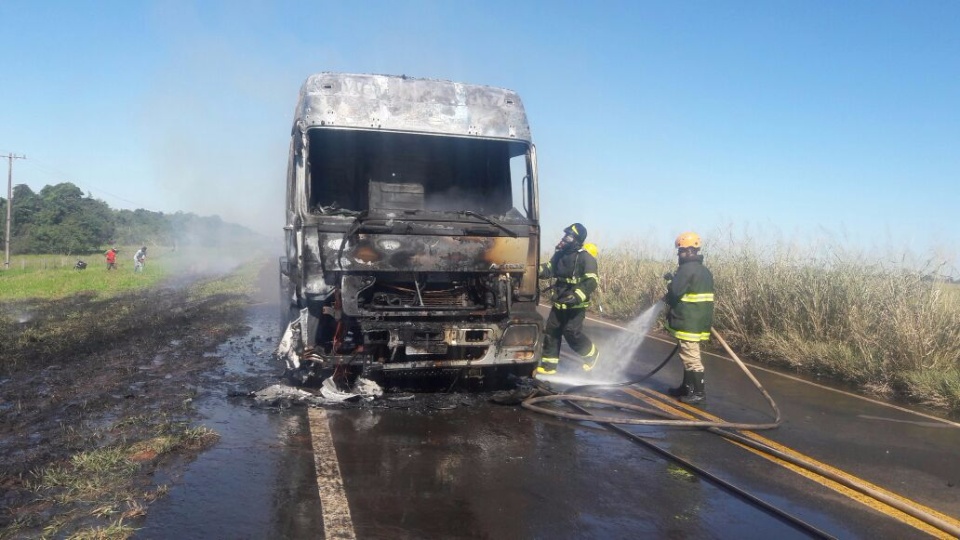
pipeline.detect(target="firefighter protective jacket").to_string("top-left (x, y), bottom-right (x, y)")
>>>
top-left (664, 255), bottom-right (715, 341)
top-left (540, 248), bottom-right (599, 310)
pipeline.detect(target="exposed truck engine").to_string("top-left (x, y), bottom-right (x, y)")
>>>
top-left (279, 72), bottom-right (542, 385)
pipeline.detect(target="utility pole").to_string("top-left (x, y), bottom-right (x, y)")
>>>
top-left (4, 153), bottom-right (26, 269)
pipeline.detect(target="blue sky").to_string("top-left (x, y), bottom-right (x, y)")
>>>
top-left (1, 1), bottom-right (958, 273)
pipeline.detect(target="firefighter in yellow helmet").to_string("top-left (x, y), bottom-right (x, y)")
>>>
top-left (536, 223), bottom-right (600, 375)
top-left (662, 232), bottom-right (714, 405)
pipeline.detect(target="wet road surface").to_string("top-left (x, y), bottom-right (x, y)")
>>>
top-left (137, 300), bottom-right (960, 539)
top-left (138, 303), bottom-right (324, 539)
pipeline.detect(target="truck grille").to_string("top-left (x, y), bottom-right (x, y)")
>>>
top-left (370, 288), bottom-right (474, 309)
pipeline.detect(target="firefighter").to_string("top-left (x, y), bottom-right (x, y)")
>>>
top-left (663, 231), bottom-right (715, 405)
top-left (537, 223), bottom-right (600, 375)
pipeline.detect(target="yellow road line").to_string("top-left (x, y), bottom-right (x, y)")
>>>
top-left (308, 407), bottom-right (357, 540)
top-left (564, 307), bottom-right (960, 429)
top-left (621, 387), bottom-right (960, 539)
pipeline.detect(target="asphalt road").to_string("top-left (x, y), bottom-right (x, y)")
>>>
top-left (137, 302), bottom-right (960, 539)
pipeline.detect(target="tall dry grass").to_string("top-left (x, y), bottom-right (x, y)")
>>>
top-left (588, 241), bottom-right (672, 317)
top-left (591, 238), bottom-right (960, 412)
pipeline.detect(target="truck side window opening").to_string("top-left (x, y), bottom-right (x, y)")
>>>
top-left (307, 129), bottom-right (531, 220)
top-left (510, 153), bottom-right (529, 217)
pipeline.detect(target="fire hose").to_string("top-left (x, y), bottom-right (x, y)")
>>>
top-left (521, 327), bottom-right (960, 538)
top-left (521, 327), bottom-right (781, 429)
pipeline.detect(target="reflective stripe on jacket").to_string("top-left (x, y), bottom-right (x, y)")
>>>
top-left (540, 248), bottom-right (598, 310)
top-left (664, 256), bottom-right (714, 341)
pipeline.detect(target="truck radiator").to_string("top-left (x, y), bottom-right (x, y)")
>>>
top-left (368, 285), bottom-right (475, 309)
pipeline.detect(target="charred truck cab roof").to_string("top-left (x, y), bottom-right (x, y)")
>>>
top-left (279, 73), bottom-right (542, 385)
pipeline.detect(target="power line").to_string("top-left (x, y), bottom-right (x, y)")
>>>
top-left (22, 159), bottom-right (155, 210)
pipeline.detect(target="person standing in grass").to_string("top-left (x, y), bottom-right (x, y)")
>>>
top-left (134, 246), bottom-right (147, 273)
top-left (663, 232), bottom-right (715, 405)
top-left (105, 247), bottom-right (118, 270)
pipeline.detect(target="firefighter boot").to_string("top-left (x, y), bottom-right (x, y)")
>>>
top-left (582, 348), bottom-right (600, 372)
top-left (668, 370), bottom-right (695, 397)
top-left (679, 371), bottom-right (706, 405)
top-left (536, 357), bottom-right (559, 376)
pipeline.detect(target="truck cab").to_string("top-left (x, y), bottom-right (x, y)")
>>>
top-left (279, 73), bottom-right (542, 386)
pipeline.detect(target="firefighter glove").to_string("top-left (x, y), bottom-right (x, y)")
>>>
top-left (663, 272), bottom-right (674, 281)
top-left (558, 293), bottom-right (579, 307)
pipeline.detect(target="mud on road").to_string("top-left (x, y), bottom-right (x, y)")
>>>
top-left (0, 262), bottom-right (280, 538)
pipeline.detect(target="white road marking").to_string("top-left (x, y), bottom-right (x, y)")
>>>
top-left (308, 407), bottom-right (357, 540)
top-left (857, 415), bottom-right (951, 428)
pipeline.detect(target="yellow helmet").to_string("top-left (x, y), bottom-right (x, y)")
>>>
top-left (582, 243), bottom-right (599, 258)
top-left (675, 232), bottom-right (702, 249)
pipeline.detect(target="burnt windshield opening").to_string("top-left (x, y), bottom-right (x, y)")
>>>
top-left (307, 128), bottom-right (532, 221)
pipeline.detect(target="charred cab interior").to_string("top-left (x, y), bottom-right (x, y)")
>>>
top-left (307, 129), bottom-right (532, 220)
top-left (294, 128), bottom-right (538, 378)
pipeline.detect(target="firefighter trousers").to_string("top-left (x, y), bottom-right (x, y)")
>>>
top-left (678, 340), bottom-right (705, 372)
top-left (543, 307), bottom-right (596, 360)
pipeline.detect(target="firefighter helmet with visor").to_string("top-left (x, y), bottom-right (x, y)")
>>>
top-left (564, 223), bottom-right (587, 244)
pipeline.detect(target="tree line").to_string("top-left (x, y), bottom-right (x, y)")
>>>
top-left (0, 182), bottom-right (261, 254)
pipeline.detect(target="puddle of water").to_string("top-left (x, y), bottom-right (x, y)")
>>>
top-left (138, 304), bottom-right (325, 538)
top-left (143, 400), bottom-right (303, 538)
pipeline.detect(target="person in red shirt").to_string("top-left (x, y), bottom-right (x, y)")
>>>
top-left (105, 248), bottom-right (118, 270)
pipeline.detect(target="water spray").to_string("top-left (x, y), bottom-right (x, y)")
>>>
top-left (539, 302), bottom-right (665, 388)
top-left (522, 301), bottom-right (782, 431)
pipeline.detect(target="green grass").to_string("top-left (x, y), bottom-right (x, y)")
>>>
top-left (186, 257), bottom-right (261, 301)
top-left (0, 248), bottom-right (170, 300)
top-left (24, 421), bottom-right (218, 540)
top-left (0, 247), bottom-right (261, 301)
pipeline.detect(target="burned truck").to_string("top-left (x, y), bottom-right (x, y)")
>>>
top-left (278, 73), bottom-right (542, 386)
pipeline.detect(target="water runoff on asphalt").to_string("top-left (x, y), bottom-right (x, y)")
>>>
top-left (541, 301), bottom-right (666, 388)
